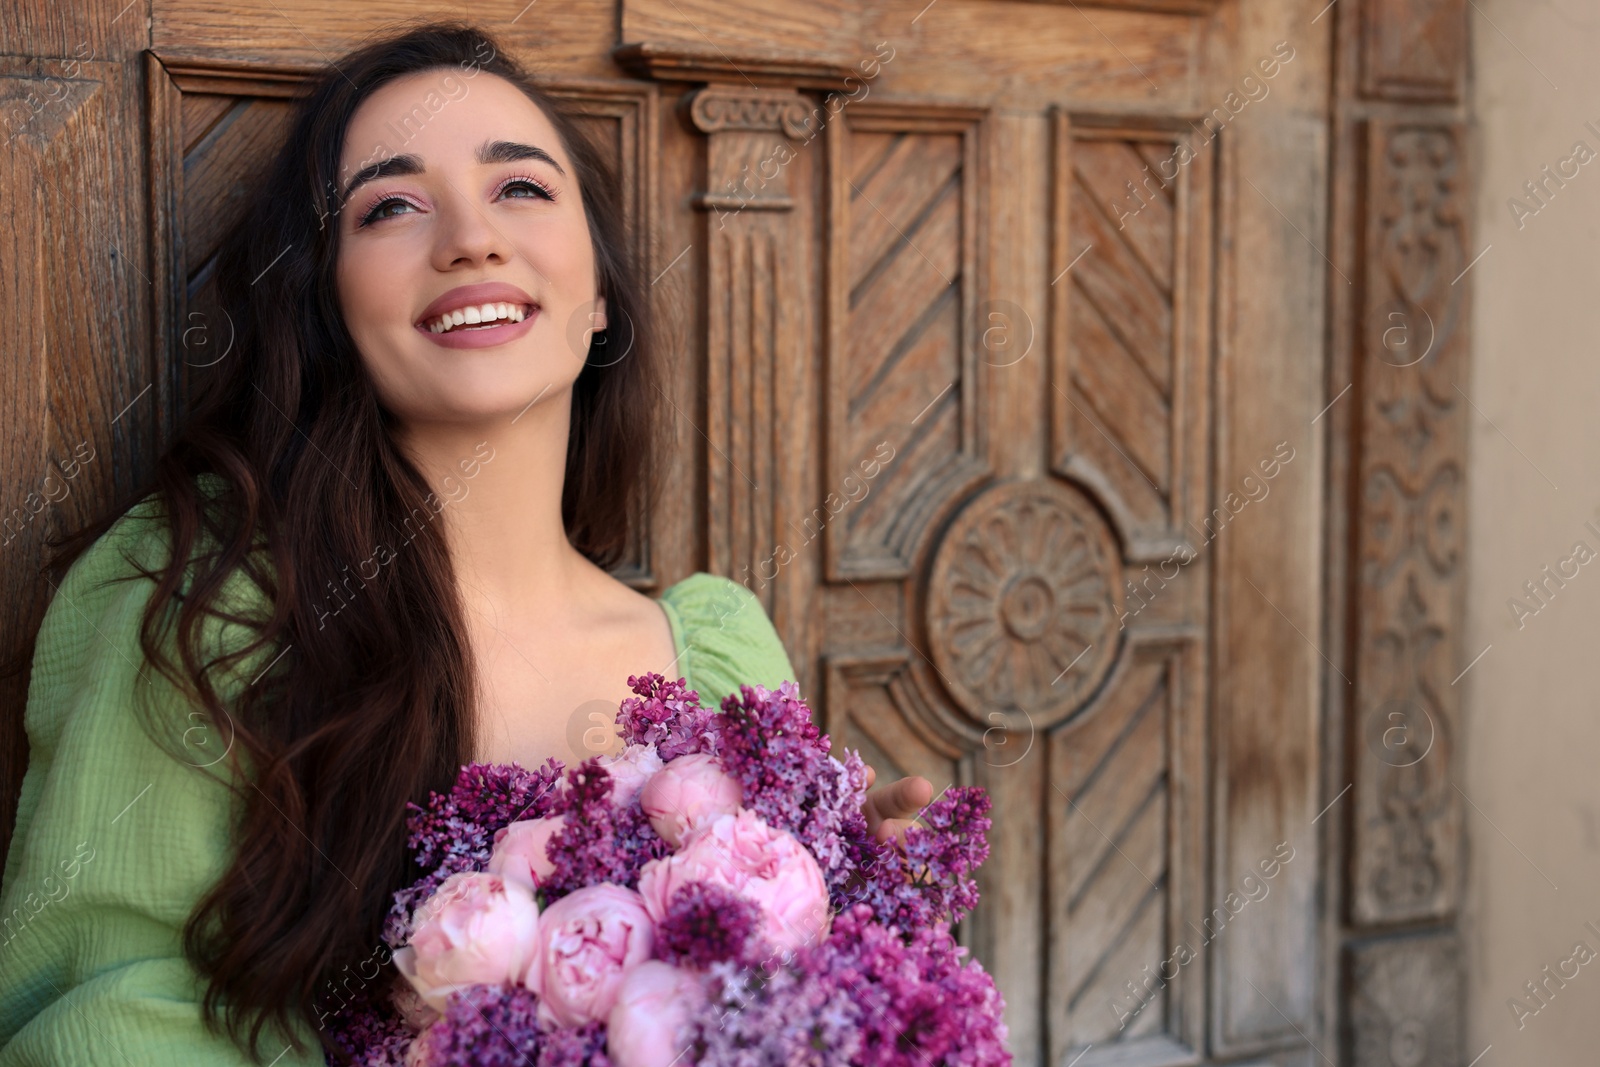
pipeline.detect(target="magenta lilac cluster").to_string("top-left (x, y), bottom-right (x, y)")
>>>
top-left (325, 672), bottom-right (1009, 1066)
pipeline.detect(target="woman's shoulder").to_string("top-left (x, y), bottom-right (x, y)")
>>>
top-left (655, 572), bottom-right (798, 706)
top-left (27, 479), bottom-right (275, 756)
top-left (58, 472), bottom-right (259, 595)
top-left (28, 494), bottom-right (176, 726)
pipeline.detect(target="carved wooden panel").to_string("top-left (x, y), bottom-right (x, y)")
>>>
top-left (1329, 0), bottom-right (1473, 1058)
top-left (1349, 120), bottom-right (1467, 927)
top-left (1047, 638), bottom-right (1205, 1065)
top-left (823, 102), bottom-right (990, 581)
top-left (1345, 933), bottom-right (1463, 1067)
top-left (1040, 119), bottom-right (1213, 1064)
top-left (1049, 113), bottom-right (1213, 563)
top-left (1360, 0), bottom-right (1467, 104)
top-left (813, 94), bottom-right (1215, 1065)
top-left (147, 59), bottom-right (298, 447)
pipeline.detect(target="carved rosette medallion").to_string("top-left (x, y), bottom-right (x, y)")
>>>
top-left (926, 479), bottom-right (1123, 728)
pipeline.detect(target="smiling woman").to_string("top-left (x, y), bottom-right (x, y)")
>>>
top-left (0, 22), bottom-right (926, 1067)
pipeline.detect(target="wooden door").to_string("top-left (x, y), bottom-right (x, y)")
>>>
top-left (1, 1), bottom-right (1475, 1064)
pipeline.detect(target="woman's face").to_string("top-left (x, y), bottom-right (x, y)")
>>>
top-left (334, 70), bottom-right (604, 429)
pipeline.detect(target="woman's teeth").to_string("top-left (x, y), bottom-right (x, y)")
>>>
top-left (425, 303), bottom-right (530, 334)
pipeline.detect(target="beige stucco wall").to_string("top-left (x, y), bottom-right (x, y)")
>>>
top-left (1465, 0), bottom-right (1600, 1057)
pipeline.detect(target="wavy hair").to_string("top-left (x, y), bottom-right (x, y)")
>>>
top-left (28, 21), bottom-right (662, 1063)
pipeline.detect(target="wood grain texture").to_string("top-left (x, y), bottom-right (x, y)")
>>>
top-left (0, 0), bottom-right (149, 63)
top-left (151, 0), bottom-right (621, 79)
top-left (1037, 113), bottom-right (1212, 1066)
top-left (1359, 0), bottom-right (1466, 103)
top-left (1200, 0), bottom-right (1331, 1054)
top-left (623, 0), bottom-right (1201, 110)
top-left (1013, 0), bottom-right (1222, 11)
top-left (0, 33), bottom-right (152, 878)
top-left (595, 4), bottom-right (1315, 1064)
top-left (550, 79), bottom-right (662, 585)
top-left (614, 40), bottom-right (860, 91)
top-left (645, 80), bottom-right (710, 594)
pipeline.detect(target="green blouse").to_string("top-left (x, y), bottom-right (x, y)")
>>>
top-left (0, 495), bottom-right (797, 1065)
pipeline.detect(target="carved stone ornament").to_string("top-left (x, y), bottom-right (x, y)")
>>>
top-left (926, 478), bottom-right (1123, 729)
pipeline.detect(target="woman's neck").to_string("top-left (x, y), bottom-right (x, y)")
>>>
top-left (393, 389), bottom-right (586, 619)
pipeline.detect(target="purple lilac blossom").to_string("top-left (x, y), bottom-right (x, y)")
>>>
top-left (691, 955), bottom-right (862, 1066)
top-left (538, 758), bottom-right (672, 901)
top-left (384, 759), bottom-right (565, 947)
top-left (616, 672), bottom-right (723, 759)
top-left (851, 786), bottom-right (992, 931)
top-left (688, 904), bottom-right (1009, 1067)
top-left (823, 904), bottom-right (1009, 1067)
top-left (320, 978), bottom-right (414, 1067)
top-left (417, 984), bottom-right (613, 1067)
top-left (654, 880), bottom-right (770, 970)
top-left (712, 680), bottom-right (881, 903)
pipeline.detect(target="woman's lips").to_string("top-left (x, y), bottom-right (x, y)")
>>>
top-left (415, 306), bottom-right (540, 349)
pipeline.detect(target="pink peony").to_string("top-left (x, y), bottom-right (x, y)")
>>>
top-left (639, 752), bottom-right (743, 848)
top-left (487, 816), bottom-right (564, 891)
top-left (525, 883), bottom-right (655, 1028)
top-left (637, 809), bottom-right (831, 953)
top-left (392, 871), bottom-right (541, 1013)
top-left (606, 960), bottom-right (708, 1067)
top-left (596, 742), bottom-right (665, 806)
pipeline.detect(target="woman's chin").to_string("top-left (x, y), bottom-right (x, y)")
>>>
top-left (394, 386), bottom-right (567, 430)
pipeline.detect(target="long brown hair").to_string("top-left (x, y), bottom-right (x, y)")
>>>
top-left (30, 22), bottom-right (662, 1063)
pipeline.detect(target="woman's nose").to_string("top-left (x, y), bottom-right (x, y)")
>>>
top-left (431, 187), bottom-right (513, 269)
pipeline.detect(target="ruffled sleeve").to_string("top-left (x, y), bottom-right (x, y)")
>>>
top-left (0, 497), bottom-right (325, 1066)
top-left (656, 572), bottom-right (799, 708)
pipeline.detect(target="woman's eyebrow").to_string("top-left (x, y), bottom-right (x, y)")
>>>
top-left (338, 141), bottom-right (566, 204)
top-left (341, 153), bottom-right (423, 202)
top-left (476, 139), bottom-right (566, 177)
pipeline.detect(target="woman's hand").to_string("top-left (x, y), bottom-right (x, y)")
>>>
top-left (861, 764), bottom-right (934, 845)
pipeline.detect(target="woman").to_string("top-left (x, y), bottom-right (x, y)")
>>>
top-left (0, 22), bottom-right (931, 1066)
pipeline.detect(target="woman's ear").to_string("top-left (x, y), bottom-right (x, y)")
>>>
top-left (567, 295), bottom-right (609, 359)
top-left (583, 295), bottom-right (608, 353)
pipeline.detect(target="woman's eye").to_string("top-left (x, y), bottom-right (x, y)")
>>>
top-left (359, 197), bottom-right (416, 226)
top-left (498, 178), bottom-right (555, 201)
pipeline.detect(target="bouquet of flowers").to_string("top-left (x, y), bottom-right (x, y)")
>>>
top-left (326, 673), bottom-right (1010, 1066)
